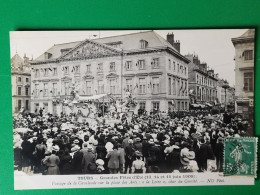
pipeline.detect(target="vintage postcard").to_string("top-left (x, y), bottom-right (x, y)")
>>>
top-left (10, 29), bottom-right (257, 189)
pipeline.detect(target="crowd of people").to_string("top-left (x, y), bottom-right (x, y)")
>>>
top-left (13, 109), bottom-right (251, 175)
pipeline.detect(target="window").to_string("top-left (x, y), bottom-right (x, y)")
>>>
top-left (173, 61), bottom-right (176, 71)
top-left (168, 77), bottom-right (171, 95)
top-left (26, 78), bottom-right (29, 82)
top-left (244, 50), bottom-right (253, 61)
top-left (18, 100), bottom-right (22, 111)
top-left (152, 58), bottom-right (159, 68)
top-left (64, 82), bottom-right (70, 95)
top-left (126, 79), bottom-right (132, 92)
top-left (98, 80), bottom-right (104, 94)
top-left (152, 77), bottom-right (159, 94)
top-left (109, 79), bottom-right (116, 94)
top-left (18, 77), bottom-right (22, 82)
top-left (139, 102), bottom-right (146, 110)
top-left (139, 78), bottom-right (146, 94)
top-left (152, 102), bottom-right (160, 111)
top-left (140, 40), bottom-right (148, 49)
top-left (18, 87), bottom-right (22, 95)
top-left (25, 100), bottom-right (29, 110)
top-left (86, 81), bottom-right (92, 95)
top-left (184, 67), bottom-right (187, 75)
top-left (110, 62), bottom-right (116, 72)
top-left (168, 59), bottom-right (171, 70)
top-left (125, 61), bottom-right (132, 71)
top-left (25, 87), bottom-right (29, 96)
top-left (74, 65), bottom-right (80, 74)
top-left (138, 60), bottom-right (145, 70)
top-left (185, 102), bottom-right (188, 110)
top-left (63, 66), bottom-right (69, 75)
top-left (177, 64), bottom-right (179, 72)
top-left (172, 78), bottom-right (176, 95)
top-left (43, 68), bottom-right (49, 77)
top-left (53, 68), bottom-right (57, 76)
top-left (97, 63), bottom-right (103, 72)
top-left (35, 84), bottom-right (39, 97)
top-left (244, 72), bottom-right (254, 92)
top-left (43, 83), bottom-right (48, 97)
top-left (86, 64), bottom-right (91, 73)
top-left (35, 69), bottom-right (40, 77)
top-left (43, 103), bottom-right (48, 112)
top-left (52, 83), bottom-right (57, 96)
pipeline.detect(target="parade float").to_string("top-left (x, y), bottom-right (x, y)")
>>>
top-left (52, 82), bottom-right (137, 127)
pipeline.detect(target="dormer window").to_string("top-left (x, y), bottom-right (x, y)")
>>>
top-left (44, 52), bottom-right (52, 60)
top-left (140, 39), bottom-right (148, 49)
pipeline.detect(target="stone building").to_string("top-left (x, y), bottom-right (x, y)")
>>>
top-left (11, 54), bottom-right (31, 113)
top-left (231, 29), bottom-right (255, 117)
top-left (216, 79), bottom-right (235, 110)
top-left (30, 31), bottom-right (190, 115)
top-left (185, 54), bottom-right (218, 107)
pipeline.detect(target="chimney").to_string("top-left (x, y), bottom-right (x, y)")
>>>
top-left (207, 69), bottom-right (214, 76)
top-left (200, 62), bottom-right (207, 71)
top-left (24, 53), bottom-right (29, 64)
top-left (166, 33), bottom-right (181, 53)
top-left (173, 40), bottom-right (180, 53)
top-left (166, 33), bottom-right (174, 46)
top-left (193, 55), bottom-right (200, 65)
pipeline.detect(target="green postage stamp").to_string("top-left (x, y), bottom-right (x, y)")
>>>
top-left (224, 137), bottom-right (258, 177)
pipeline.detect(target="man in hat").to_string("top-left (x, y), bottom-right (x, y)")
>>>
top-left (214, 137), bottom-right (224, 172)
top-left (106, 145), bottom-right (120, 174)
top-left (133, 137), bottom-right (143, 154)
top-left (82, 145), bottom-right (96, 174)
top-left (122, 133), bottom-right (130, 149)
top-left (71, 145), bottom-right (83, 174)
top-left (125, 139), bottom-right (135, 174)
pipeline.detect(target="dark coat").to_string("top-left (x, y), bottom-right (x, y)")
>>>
top-left (107, 149), bottom-right (120, 169)
top-left (72, 151), bottom-right (83, 174)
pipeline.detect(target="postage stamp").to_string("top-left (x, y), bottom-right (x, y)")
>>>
top-left (224, 137), bottom-right (258, 177)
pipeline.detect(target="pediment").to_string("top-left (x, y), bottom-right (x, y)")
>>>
top-left (106, 73), bottom-right (119, 78)
top-left (61, 76), bottom-right (72, 81)
top-left (82, 75), bottom-right (94, 80)
top-left (59, 39), bottom-right (122, 60)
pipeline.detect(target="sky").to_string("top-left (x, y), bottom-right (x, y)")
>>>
top-left (10, 29), bottom-right (250, 86)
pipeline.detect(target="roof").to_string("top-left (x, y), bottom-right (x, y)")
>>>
top-left (238, 29), bottom-right (255, 38)
top-left (35, 41), bottom-right (81, 61)
top-left (11, 54), bottom-right (24, 67)
top-left (94, 30), bottom-right (178, 52)
top-left (231, 29), bottom-right (255, 45)
top-left (34, 31), bottom-right (181, 62)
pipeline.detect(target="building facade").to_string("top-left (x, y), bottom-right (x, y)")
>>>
top-left (30, 31), bottom-right (190, 115)
top-left (217, 79), bottom-right (235, 107)
top-left (11, 54), bottom-right (31, 113)
top-left (185, 54), bottom-right (218, 107)
top-left (231, 29), bottom-right (255, 116)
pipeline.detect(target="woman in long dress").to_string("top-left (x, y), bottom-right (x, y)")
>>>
top-left (45, 150), bottom-right (60, 175)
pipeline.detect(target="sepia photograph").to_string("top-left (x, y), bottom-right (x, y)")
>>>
top-left (10, 29), bottom-right (256, 189)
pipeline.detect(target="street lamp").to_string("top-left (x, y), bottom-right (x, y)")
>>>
top-left (222, 80), bottom-right (229, 111)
